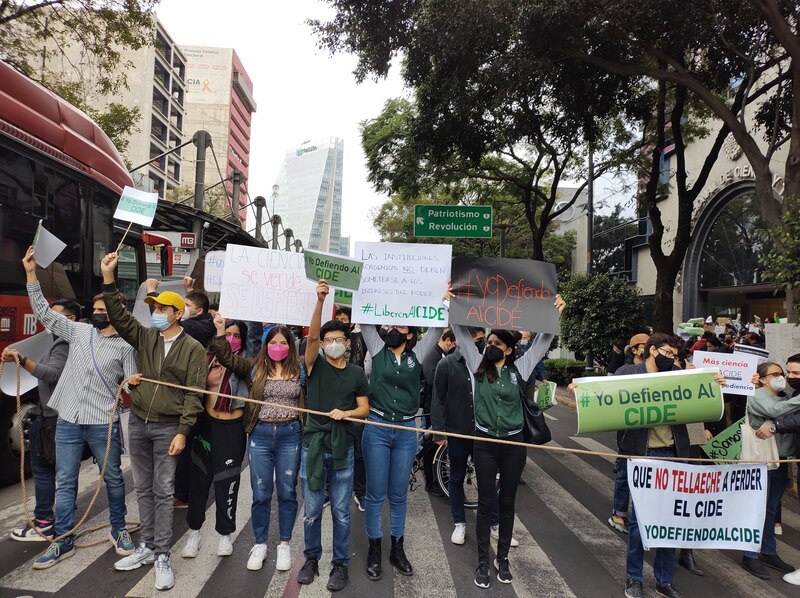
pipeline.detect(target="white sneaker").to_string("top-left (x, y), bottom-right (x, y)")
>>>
top-left (491, 524), bottom-right (519, 547)
top-left (114, 543), bottom-right (155, 571)
top-left (154, 554), bottom-right (175, 591)
top-left (275, 543), bottom-right (292, 571)
top-left (217, 534), bottom-right (233, 556)
top-left (784, 569), bottom-right (800, 585)
top-left (247, 543), bottom-right (268, 571)
top-left (451, 523), bottom-right (466, 545)
top-left (181, 529), bottom-right (201, 559)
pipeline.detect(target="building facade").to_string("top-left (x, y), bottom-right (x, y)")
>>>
top-left (271, 139), bottom-right (348, 255)
top-left (180, 46), bottom-right (256, 226)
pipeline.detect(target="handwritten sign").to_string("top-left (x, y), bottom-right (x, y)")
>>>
top-left (303, 249), bottom-right (364, 291)
top-left (352, 241), bottom-right (451, 326)
top-left (449, 257), bottom-right (559, 333)
top-left (32, 220), bottom-right (66, 269)
top-left (573, 368), bottom-right (724, 434)
top-left (702, 417), bottom-right (744, 462)
top-left (113, 186), bottom-right (158, 227)
top-left (693, 350), bottom-right (758, 396)
top-left (204, 250), bottom-right (225, 293)
top-left (218, 244), bottom-right (333, 326)
top-left (628, 459), bottom-right (766, 551)
top-left (536, 381), bottom-right (557, 410)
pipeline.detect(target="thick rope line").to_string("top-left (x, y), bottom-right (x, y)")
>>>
top-left (138, 376), bottom-right (799, 466)
top-left (1, 357), bottom-right (139, 547)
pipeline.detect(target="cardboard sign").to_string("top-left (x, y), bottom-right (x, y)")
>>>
top-left (573, 368), bottom-right (724, 435)
top-left (693, 350), bottom-right (758, 396)
top-left (218, 244), bottom-right (334, 326)
top-left (352, 241), bottom-right (451, 327)
top-left (31, 220), bottom-right (66, 269)
top-left (0, 332), bottom-right (54, 397)
top-left (303, 249), bottom-right (364, 291)
top-left (628, 459), bottom-right (766, 551)
top-left (113, 186), bottom-right (158, 227)
top-left (449, 257), bottom-right (559, 334)
top-left (701, 417), bottom-right (744, 462)
top-left (204, 250), bottom-right (225, 293)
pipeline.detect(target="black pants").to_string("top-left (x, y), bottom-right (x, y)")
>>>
top-left (354, 435), bottom-right (366, 500)
top-left (174, 425), bottom-right (195, 502)
top-left (474, 431), bottom-right (526, 564)
top-left (186, 414), bottom-right (246, 535)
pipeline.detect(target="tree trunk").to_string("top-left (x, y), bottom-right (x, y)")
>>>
top-left (651, 269), bottom-right (678, 334)
top-left (783, 68), bottom-right (800, 320)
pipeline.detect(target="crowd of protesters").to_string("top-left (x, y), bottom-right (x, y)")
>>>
top-left (4, 249), bottom-right (800, 596)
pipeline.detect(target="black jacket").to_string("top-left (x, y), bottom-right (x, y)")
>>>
top-left (421, 344), bottom-right (446, 413)
top-left (613, 362), bottom-right (691, 458)
top-left (180, 312), bottom-right (215, 348)
top-left (430, 349), bottom-right (475, 439)
top-left (774, 389), bottom-right (800, 434)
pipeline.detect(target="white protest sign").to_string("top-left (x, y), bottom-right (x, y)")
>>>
top-left (765, 323), bottom-right (800, 370)
top-left (733, 343), bottom-right (770, 365)
top-left (693, 350), bottom-right (759, 396)
top-left (204, 250), bottom-right (225, 293)
top-left (352, 241), bottom-right (451, 327)
top-left (31, 220), bottom-right (66, 269)
top-left (113, 186), bottom-right (159, 227)
top-left (218, 244), bottom-right (333, 326)
top-left (628, 459), bottom-right (767, 551)
top-left (0, 332), bottom-right (54, 397)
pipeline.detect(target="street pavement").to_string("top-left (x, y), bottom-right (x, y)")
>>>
top-left (0, 403), bottom-right (798, 597)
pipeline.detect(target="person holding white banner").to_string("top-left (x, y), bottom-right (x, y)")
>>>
top-left (740, 361), bottom-right (800, 580)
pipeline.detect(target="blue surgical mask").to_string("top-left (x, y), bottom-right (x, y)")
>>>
top-left (151, 313), bottom-right (171, 331)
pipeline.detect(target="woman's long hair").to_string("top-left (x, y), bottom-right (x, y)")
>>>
top-left (253, 325), bottom-right (300, 385)
top-left (474, 344), bottom-right (514, 384)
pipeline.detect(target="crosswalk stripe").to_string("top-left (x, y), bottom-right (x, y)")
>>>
top-left (509, 513), bottom-right (576, 597)
top-left (567, 436), bottom-right (617, 464)
top-left (544, 412), bottom-right (557, 421)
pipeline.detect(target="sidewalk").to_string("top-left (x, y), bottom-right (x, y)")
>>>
top-left (555, 385), bottom-right (575, 409)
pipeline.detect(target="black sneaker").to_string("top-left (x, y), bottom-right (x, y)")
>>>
top-left (655, 583), bottom-right (684, 598)
top-left (474, 561), bottom-right (491, 589)
top-left (494, 558), bottom-right (512, 584)
top-left (297, 558), bottom-right (319, 584)
top-left (760, 553), bottom-right (795, 573)
top-left (624, 578), bottom-right (644, 598)
top-left (326, 562), bottom-right (348, 592)
top-left (741, 555), bottom-right (771, 580)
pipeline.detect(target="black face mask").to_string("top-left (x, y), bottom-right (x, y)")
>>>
top-left (91, 314), bottom-right (111, 330)
top-left (484, 345), bottom-right (505, 363)
top-left (788, 378), bottom-right (800, 392)
top-left (474, 339), bottom-right (486, 353)
top-left (654, 353), bottom-right (674, 372)
top-left (384, 329), bottom-right (407, 348)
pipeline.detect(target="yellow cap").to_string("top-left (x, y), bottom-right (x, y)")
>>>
top-left (144, 291), bottom-right (185, 312)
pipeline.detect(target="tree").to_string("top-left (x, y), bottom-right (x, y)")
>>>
top-left (559, 273), bottom-right (647, 360)
top-left (167, 184), bottom-right (232, 221)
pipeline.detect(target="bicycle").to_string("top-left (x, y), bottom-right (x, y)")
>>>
top-left (410, 430), bottom-right (478, 509)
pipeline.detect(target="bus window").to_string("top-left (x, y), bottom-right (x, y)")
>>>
top-left (117, 244), bottom-right (140, 306)
top-left (92, 197), bottom-right (113, 276)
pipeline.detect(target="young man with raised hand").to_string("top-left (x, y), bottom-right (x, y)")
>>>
top-left (99, 252), bottom-right (206, 592)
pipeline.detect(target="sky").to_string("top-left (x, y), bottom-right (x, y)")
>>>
top-left (155, 0), bottom-right (406, 246)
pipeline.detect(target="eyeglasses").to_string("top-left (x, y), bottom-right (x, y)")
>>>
top-left (762, 371), bottom-right (784, 378)
top-left (657, 347), bottom-right (677, 359)
top-left (322, 337), bottom-right (347, 345)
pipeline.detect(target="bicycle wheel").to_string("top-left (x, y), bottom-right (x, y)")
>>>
top-left (434, 444), bottom-right (479, 509)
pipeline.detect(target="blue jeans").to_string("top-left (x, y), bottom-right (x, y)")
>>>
top-left (300, 445), bottom-right (354, 565)
top-left (362, 414), bottom-right (418, 539)
top-left (29, 415), bottom-right (56, 522)
top-left (745, 463), bottom-right (788, 558)
top-left (248, 420), bottom-right (301, 544)
top-left (54, 419), bottom-right (126, 543)
top-left (613, 457), bottom-right (631, 517)
top-left (447, 437), bottom-right (499, 526)
top-left (626, 447), bottom-right (677, 585)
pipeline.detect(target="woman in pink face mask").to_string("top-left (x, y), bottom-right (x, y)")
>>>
top-left (211, 315), bottom-right (304, 573)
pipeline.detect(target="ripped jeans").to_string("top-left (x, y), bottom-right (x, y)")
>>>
top-left (248, 420), bottom-right (302, 544)
top-left (300, 445), bottom-right (354, 565)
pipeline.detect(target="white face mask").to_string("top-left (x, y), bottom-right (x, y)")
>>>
top-left (324, 343), bottom-right (347, 360)
top-left (770, 376), bottom-right (787, 392)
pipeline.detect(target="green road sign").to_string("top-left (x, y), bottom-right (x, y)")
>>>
top-left (413, 205), bottom-right (493, 238)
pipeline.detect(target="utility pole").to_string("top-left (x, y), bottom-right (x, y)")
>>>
top-left (192, 130), bottom-right (211, 254)
top-left (493, 223), bottom-right (513, 258)
top-left (254, 196), bottom-right (266, 244)
top-left (230, 169), bottom-right (244, 227)
top-left (586, 148), bottom-right (594, 273)
top-left (271, 214), bottom-right (282, 250)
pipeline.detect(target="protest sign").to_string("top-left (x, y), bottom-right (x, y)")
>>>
top-left (204, 250), bottom-right (225, 293)
top-left (334, 289), bottom-right (353, 306)
top-left (448, 257), bottom-right (559, 334)
top-left (131, 279), bottom-right (185, 327)
top-left (765, 323), bottom-right (800, 370)
top-left (693, 350), bottom-right (758, 396)
top-left (627, 458), bottom-right (766, 551)
top-left (303, 249), bottom-right (363, 291)
top-left (113, 186), bottom-right (159, 227)
top-left (0, 332), bottom-right (53, 397)
top-left (701, 417), bottom-right (744, 462)
top-left (536, 381), bottom-right (557, 410)
top-left (218, 244), bottom-right (333, 326)
top-left (733, 343), bottom-right (770, 365)
top-left (573, 368), bottom-right (724, 435)
top-left (352, 241), bottom-right (451, 327)
top-left (31, 220), bottom-right (66, 269)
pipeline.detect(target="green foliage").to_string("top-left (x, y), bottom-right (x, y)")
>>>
top-left (543, 358), bottom-right (587, 386)
top-left (167, 185), bottom-right (232, 221)
top-left (761, 193), bottom-right (800, 312)
top-left (559, 273), bottom-right (646, 358)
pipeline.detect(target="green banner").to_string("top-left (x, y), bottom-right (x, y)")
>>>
top-left (701, 417), bottom-right (744, 462)
top-left (303, 249), bottom-right (364, 291)
top-left (573, 368), bottom-right (724, 435)
top-left (334, 289), bottom-right (353, 306)
top-left (536, 381), bottom-right (557, 410)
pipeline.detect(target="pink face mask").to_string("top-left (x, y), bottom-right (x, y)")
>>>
top-left (226, 335), bottom-right (242, 353)
top-left (267, 343), bottom-right (290, 362)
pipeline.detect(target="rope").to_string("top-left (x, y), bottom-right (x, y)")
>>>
top-left (138, 376), bottom-right (800, 466)
top-left (1, 356), bottom-right (139, 547)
